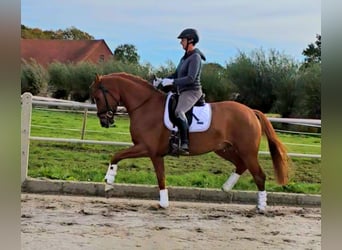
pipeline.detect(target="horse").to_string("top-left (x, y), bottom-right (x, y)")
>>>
top-left (89, 72), bottom-right (290, 212)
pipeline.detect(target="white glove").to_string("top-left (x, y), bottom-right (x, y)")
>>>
top-left (161, 78), bottom-right (174, 87)
top-left (153, 77), bottom-right (162, 87)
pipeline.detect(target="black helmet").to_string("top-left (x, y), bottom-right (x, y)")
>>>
top-left (177, 28), bottom-right (199, 45)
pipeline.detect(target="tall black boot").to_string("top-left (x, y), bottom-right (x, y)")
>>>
top-left (175, 116), bottom-right (189, 155)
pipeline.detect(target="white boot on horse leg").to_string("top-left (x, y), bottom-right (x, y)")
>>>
top-left (222, 172), bottom-right (240, 192)
top-left (257, 190), bottom-right (267, 213)
top-left (159, 189), bottom-right (169, 208)
top-left (104, 164), bottom-right (117, 192)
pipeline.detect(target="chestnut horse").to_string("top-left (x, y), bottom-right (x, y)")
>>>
top-left (90, 72), bottom-right (289, 212)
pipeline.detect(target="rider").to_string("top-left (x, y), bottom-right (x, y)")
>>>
top-left (159, 28), bottom-right (206, 155)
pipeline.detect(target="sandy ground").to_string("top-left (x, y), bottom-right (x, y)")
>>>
top-left (21, 193), bottom-right (321, 250)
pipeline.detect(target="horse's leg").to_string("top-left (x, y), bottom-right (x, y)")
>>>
top-left (215, 150), bottom-right (247, 191)
top-left (243, 155), bottom-right (267, 212)
top-left (104, 144), bottom-right (149, 191)
top-left (216, 148), bottom-right (267, 212)
top-left (111, 144), bottom-right (149, 164)
top-left (150, 156), bottom-right (169, 208)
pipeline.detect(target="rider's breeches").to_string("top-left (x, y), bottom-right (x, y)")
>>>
top-left (175, 89), bottom-right (203, 119)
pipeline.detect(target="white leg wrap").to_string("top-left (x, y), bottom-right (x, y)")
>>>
top-left (104, 164), bottom-right (117, 192)
top-left (159, 189), bottom-right (169, 208)
top-left (257, 190), bottom-right (267, 211)
top-left (222, 173), bottom-right (240, 192)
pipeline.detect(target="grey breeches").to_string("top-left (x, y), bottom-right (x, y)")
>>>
top-left (175, 89), bottom-right (203, 119)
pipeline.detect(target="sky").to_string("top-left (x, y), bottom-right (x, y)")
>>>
top-left (21, 0), bottom-right (321, 67)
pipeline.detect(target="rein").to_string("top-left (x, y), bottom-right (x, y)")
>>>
top-left (129, 93), bottom-right (154, 114)
top-left (97, 81), bottom-right (154, 117)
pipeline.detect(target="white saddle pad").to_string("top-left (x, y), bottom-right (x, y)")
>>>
top-left (164, 92), bottom-right (212, 132)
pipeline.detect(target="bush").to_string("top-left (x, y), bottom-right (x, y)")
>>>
top-left (293, 63), bottom-right (321, 119)
top-left (226, 49), bottom-right (298, 113)
top-left (271, 74), bottom-right (298, 118)
top-left (201, 63), bottom-right (232, 102)
top-left (103, 59), bottom-right (153, 79)
top-left (226, 51), bottom-right (268, 110)
top-left (21, 59), bottom-right (49, 95)
top-left (69, 61), bottom-right (100, 101)
top-left (48, 62), bottom-right (72, 99)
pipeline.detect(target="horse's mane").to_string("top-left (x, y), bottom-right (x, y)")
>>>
top-left (105, 72), bottom-right (162, 93)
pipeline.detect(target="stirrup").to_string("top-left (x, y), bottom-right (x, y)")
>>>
top-left (179, 143), bottom-right (189, 155)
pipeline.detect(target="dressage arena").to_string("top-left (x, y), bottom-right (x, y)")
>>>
top-left (21, 179), bottom-right (321, 250)
top-left (21, 192), bottom-right (321, 250)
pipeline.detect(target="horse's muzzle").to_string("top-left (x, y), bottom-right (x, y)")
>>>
top-left (99, 116), bottom-right (114, 128)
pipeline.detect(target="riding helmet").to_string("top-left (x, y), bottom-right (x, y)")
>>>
top-left (177, 28), bottom-right (199, 44)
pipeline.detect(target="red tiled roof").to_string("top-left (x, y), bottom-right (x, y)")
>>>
top-left (21, 39), bottom-right (113, 66)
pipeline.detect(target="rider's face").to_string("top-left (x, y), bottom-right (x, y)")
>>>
top-left (180, 38), bottom-right (188, 50)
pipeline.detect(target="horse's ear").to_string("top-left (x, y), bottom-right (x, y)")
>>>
top-left (90, 73), bottom-right (101, 89)
top-left (95, 73), bottom-right (101, 83)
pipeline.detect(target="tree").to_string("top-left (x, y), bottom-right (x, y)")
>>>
top-left (226, 49), bottom-right (299, 114)
top-left (21, 25), bottom-right (94, 40)
top-left (152, 60), bottom-right (176, 78)
top-left (226, 50), bottom-right (273, 112)
top-left (296, 34), bottom-right (321, 118)
top-left (293, 63), bottom-right (321, 119)
top-left (114, 44), bottom-right (140, 64)
top-left (302, 34), bottom-right (321, 66)
top-left (201, 63), bottom-right (231, 102)
top-left (59, 26), bottom-right (94, 40)
top-left (21, 25), bottom-right (51, 39)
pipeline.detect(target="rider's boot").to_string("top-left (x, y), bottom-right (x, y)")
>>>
top-left (175, 114), bottom-right (189, 155)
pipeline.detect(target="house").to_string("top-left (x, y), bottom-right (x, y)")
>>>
top-left (21, 39), bottom-right (113, 66)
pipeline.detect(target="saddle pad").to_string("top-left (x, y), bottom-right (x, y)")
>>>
top-left (164, 92), bottom-right (212, 132)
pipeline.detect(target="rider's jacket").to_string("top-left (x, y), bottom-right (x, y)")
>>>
top-left (169, 48), bottom-right (206, 93)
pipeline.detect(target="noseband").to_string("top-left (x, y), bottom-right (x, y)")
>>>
top-left (96, 83), bottom-right (117, 119)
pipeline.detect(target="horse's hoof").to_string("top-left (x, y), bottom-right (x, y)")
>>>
top-left (105, 183), bottom-right (114, 191)
top-left (159, 204), bottom-right (169, 209)
top-left (149, 204), bottom-right (168, 210)
top-left (149, 204), bottom-right (161, 210)
top-left (256, 207), bottom-right (266, 214)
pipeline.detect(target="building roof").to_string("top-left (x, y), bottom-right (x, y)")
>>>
top-left (21, 39), bottom-right (113, 66)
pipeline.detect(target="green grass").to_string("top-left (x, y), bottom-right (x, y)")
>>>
top-left (28, 108), bottom-right (321, 194)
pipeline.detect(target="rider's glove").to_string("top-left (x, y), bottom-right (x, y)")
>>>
top-left (153, 77), bottom-right (162, 87)
top-left (161, 78), bottom-right (174, 87)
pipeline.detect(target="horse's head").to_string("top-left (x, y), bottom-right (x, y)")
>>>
top-left (90, 74), bottom-right (119, 128)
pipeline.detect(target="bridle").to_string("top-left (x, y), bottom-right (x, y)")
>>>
top-left (94, 79), bottom-right (154, 119)
top-left (96, 83), bottom-right (118, 120)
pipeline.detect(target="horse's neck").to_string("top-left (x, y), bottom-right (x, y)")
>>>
top-left (118, 79), bottom-right (160, 114)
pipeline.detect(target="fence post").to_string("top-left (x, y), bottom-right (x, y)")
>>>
top-left (81, 108), bottom-right (88, 140)
top-left (21, 92), bottom-right (33, 184)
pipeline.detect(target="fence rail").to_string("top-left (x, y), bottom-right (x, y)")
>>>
top-left (29, 95), bottom-right (322, 126)
top-left (21, 93), bottom-right (321, 184)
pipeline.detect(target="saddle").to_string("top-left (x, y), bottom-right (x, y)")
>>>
top-left (168, 93), bottom-right (206, 128)
top-left (164, 92), bottom-right (211, 156)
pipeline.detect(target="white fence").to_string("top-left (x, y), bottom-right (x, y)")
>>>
top-left (21, 92), bottom-right (321, 184)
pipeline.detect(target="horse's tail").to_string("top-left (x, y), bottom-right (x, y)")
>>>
top-left (254, 110), bottom-right (289, 185)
